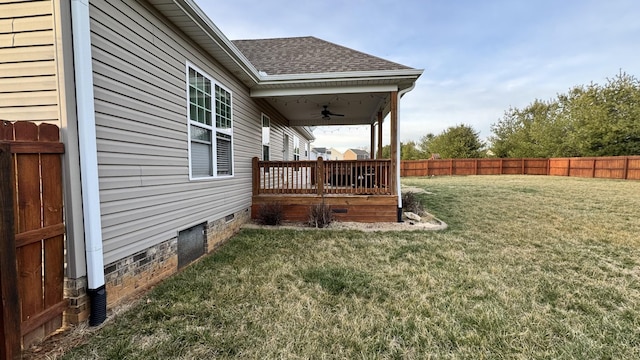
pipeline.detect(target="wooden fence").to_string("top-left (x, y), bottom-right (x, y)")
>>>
top-left (1, 121), bottom-right (66, 357)
top-left (401, 156), bottom-right (640, 180)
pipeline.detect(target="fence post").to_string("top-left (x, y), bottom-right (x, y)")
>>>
top-left (623, 157), bottom-right (629, 180)
top-left (567, 158), bottom-right (571, 176)
top-left (521, 158), bottom-right (525, 175)
top-left (317, 157), bottom-right (324, 196)
top-left (546, 158), bottom-right (550, 175)
top-left (0, 144), bottom-right (22, 360)
top-left (592, 158), bottom-right (597, 178)
top-left (425, 159), bottom-right (429, 176)
top-left (475, 159), bottom-right (478, 175)
top-left (449, 159), bottom-right (453, 176)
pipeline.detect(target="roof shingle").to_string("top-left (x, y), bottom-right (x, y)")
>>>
top-left (232, 36), bottom-right (413, 75)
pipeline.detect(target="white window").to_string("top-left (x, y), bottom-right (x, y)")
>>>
top-left (305, 143), bottom-right (309, 159)
top-left (293, 136), bottom-right (300, 161)
top-left (187, 65), bottom-right (233, 178)
top-left (262, 114), bottom-right (270, 161)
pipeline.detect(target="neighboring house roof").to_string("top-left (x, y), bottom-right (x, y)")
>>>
top-left (312, 147), bottom-right (327, 153)
top-left (348, 148), bottom-right (370, 156)
top-left (232, 37), bottom-right (412, 75)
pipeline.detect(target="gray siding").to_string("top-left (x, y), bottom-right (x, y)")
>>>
top-left (0, 0), bottom-right (58, 122)
top-left (258, 100), bottom-right (312, 161)
top-left (89, 0), bottom-right (268, 264)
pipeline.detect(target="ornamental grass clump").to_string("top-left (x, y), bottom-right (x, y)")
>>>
top-left (256, 202), bottom-right (283, 226)
top-left (307, 202), bottom-right (333, 228)
top-left (402, 191), bottom-right (424, 214)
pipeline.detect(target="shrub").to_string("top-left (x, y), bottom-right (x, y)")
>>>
top-left (402, 191), bottom-right (424, 214)
top-left (256, 202), bottom-right (283, 225)
top-left (308, 202), bottom-right (333, 228)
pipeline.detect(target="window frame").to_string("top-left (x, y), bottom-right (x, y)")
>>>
top-left (261, 113), bottom-right (270, 161)
top-left (293, 135), bottom-right (300, 161)
top-left (186, 62), bottom-right (234, 180)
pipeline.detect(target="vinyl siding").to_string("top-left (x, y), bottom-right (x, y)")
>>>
top-left (0, 0), bottom-right (58, 122)
top-left (89, 0), bottom-right (268, 264)
top-left (257, 100), bottom-right (312, 161)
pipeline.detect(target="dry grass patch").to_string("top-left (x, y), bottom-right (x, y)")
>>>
top-left (50, 176), bottom-right (640, 359)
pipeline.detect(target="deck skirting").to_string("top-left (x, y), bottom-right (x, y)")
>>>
top-left (252, 195), bottom-right (398, 223)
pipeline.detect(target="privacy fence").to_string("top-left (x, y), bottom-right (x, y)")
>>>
top-left (401, 156), bottom-right (640, 180)
top-left (1, 121), bottom-right (66, 358)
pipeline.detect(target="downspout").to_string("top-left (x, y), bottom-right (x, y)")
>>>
top-left (396, 83), bottom-right (416, 222)
top-left (71, 0), bottom-right (106, 326)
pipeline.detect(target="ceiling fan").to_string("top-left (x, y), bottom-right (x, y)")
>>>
top-left (321, 105), bottom-right (344, 120)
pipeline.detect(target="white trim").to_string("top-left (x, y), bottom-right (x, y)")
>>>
top-left (71, 0), bottom-right (104, 290)
top-left (186, 62), bottom-right (235, 180)
top-left (251, 84), bottom-right (399, 98)
top-left (259, 69), bottom-right (424, 82)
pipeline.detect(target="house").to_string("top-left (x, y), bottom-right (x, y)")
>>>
top-left (344, 148), bottom-right (371, 160)
top-left (311, 147), bottom-right (330, 160)
top-left (328, 147), bottom-right (344, 160)
top-left (0, 0), bottom-right (421, 330)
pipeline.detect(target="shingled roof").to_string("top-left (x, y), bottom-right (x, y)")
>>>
top-left (232, 36), bottom-right (413, 75)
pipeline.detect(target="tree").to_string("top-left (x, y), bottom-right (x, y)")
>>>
top-left (424, 124), bottom-right (485, 158)
top-left (418, 133), bottom-right (435, 156)
top-left (489, 71), bottom-right (640, 157)
top-left (379, 141), bottom-right (426, 160)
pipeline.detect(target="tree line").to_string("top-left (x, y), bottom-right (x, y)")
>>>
top-left (389, 71), bottom-right (640, 160)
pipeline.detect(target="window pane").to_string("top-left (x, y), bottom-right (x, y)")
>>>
top-left (191, 141), bottom-right (212, 177)
top-left (216, 132), bottom-right (232, 175)
top-left (262, 126), bottom-right (270, 145)
top-left (190, 104), bottom-right (197, 121)
top-left (263, 145), bottom-right (269, 161)
top-left (190, 125), bottom-right (211, 142)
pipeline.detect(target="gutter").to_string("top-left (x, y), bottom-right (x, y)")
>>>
top-left (396, 83), bottom-right (416, 222)
top-left (258, 69), bottom-right (424, 83)
top-left (71, 0), bottom-right (107, 326)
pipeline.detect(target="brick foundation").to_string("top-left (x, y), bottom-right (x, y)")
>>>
top-left (64, 208), bottom-right (250, 324)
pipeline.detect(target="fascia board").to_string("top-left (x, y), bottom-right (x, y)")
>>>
top-left (259, 69), bottom-right (424, 83)
top-left (177, 0), bottom-right (261, 84)
top-left (251, 84), bottom-right (399, 97)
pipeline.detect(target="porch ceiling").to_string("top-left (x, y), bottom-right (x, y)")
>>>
top-left (261, 92), bottom-right (390, 127)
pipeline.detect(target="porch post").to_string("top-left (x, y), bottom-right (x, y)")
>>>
top-left (370, 124), bottom-right (375, 159)
top-left (390, 91), bottom-right (398, 198)
top-left (377, 111), bottom-right (383, 159)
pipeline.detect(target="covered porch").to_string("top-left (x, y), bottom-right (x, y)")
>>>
top-left (249, 88), bottom-right (412, 223)
top-left (234, 37), bottom-right (423, 223)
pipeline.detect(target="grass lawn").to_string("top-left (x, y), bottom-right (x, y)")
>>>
top-left (60, 175), bottom-right (640, 359)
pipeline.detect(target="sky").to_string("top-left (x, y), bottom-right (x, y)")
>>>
top-left (195, 0), bottom-right (640, 152)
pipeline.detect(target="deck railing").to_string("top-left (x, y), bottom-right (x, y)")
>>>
top-left (252, 157), bottom-right (392, 195)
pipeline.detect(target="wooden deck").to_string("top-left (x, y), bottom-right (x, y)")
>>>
top-left (251, 158), bottom-right (398, 222)
top-left (252, 194), bottom-right (398, 223)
